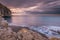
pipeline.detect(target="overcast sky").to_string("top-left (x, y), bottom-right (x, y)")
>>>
top-left (0, 0), bottom-right (60, 14)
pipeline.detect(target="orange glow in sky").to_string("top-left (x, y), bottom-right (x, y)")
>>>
top-left (10, 6), bottom-right (38, 12)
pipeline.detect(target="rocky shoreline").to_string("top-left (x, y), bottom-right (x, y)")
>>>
top-left (0, 26), bottom-right (49, 40)
top-left (0, 18), bottom-right (49, 40)
top-left (0, 18), bottom-right (60, 40)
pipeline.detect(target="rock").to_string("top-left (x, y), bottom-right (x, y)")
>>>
top-left (49, 37), bottom-right (60, 40)
top-left (1, 20), bottom-right (8, 28)
top-left (0, 27), bottom-right (17, 40)
top-left (0, 19), bottom-right (8, 29)
top-left (0, 3), bottom-right (11, 17)
top-left (17, 28), bottom-right (48, 40)
top-left (0, 17), bottom-right (17, 40)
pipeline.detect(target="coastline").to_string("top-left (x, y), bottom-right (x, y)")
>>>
top-left (9, 25), bottom-right (48, 38)
top-left (8, 24), bottom-right (60, 38)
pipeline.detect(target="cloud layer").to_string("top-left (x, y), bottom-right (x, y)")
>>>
top-left (0, 0), bottom-right (60, 14)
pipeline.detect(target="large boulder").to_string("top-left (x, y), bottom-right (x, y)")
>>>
top-left (0, 27), bottom-right (17, 40)
top-left (0, 19), bottom-right (17, 40)
top-left (17, 28), bottom-right (48, 40)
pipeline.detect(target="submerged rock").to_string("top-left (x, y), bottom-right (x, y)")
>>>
top-left (17, 28), bottom-right (48, 40)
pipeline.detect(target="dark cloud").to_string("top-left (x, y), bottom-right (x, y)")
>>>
top-left (0, 0), bottom-right (60, 14)
top-left (26, 8), bottom-right (60, 14)
top-left (0, 0), bottom-right (42, 8)
top-left (0, 0), bottom-right (58, 8)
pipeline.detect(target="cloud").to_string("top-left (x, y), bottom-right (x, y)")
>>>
top-left (25, 0), bottom-right (60, 14)
top-left (0, 0), bottom-right (58, 8)
top-left (0, 0), bottom-right (60, 14)
top-left (0, 0), bottom-right (42, 8)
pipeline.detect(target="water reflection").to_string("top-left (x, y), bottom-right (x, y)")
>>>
top-left (11, 14), bottom-right (60, 26)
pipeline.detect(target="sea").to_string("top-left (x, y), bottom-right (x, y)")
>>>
top-left (5, 13), bottom-right (60, 26)
top-left (4, 13), bottom-right (60, 38)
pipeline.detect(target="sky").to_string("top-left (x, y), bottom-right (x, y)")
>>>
top-left (0, 0), bottom-right (60, 14)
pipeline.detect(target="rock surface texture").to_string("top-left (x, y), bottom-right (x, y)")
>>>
top-left (0, 18), bottom-right (60, 40)
top-left (0, 19), bottom-right (17, 40)
top-left (0, 27), bottom-right (17, 40)
top-left (49, 37), bottom-right (60, 40)
top-left (17, 28), bottom-right (48, 40)
top-left (0, 3), bottom-right (11, 16)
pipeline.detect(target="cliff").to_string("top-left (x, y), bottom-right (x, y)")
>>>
top-left (0, 3), bottom-right (11, 17)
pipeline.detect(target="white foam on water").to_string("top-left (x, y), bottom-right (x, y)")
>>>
top-left (29, 26), bottom-right (60, 38)
top-left (8, 23), bottom-right (60, 38)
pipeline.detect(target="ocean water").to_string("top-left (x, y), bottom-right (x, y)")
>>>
top-left (4, 14), bottom-right (60, 38)
top-left (5, 14), bottom-right (60, 26)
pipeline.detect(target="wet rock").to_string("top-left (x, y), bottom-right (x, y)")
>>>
top-left (17, 28), bottom-right (48, 40)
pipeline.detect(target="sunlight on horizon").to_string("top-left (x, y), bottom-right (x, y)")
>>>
top-left (10, 6), bottom-right (39, 15)
top-left (10, 6), bottom-right (38, 12)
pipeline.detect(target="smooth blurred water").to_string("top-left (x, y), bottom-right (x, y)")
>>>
top-left (5, 14), bottom-right (60, 26)
top-left (3, 14), bottom-right (60, 38)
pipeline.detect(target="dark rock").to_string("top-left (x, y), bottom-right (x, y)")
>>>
top-left (0, 3), bottom-right (11, 17)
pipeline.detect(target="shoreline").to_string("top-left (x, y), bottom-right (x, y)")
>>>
top-left (9, 25), bottom-right (60, 38)
top-left (9, 25), bottom-right (48, 38)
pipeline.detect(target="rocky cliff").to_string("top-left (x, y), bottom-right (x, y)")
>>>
top-left (0, 3), bottom-right (11, 17)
